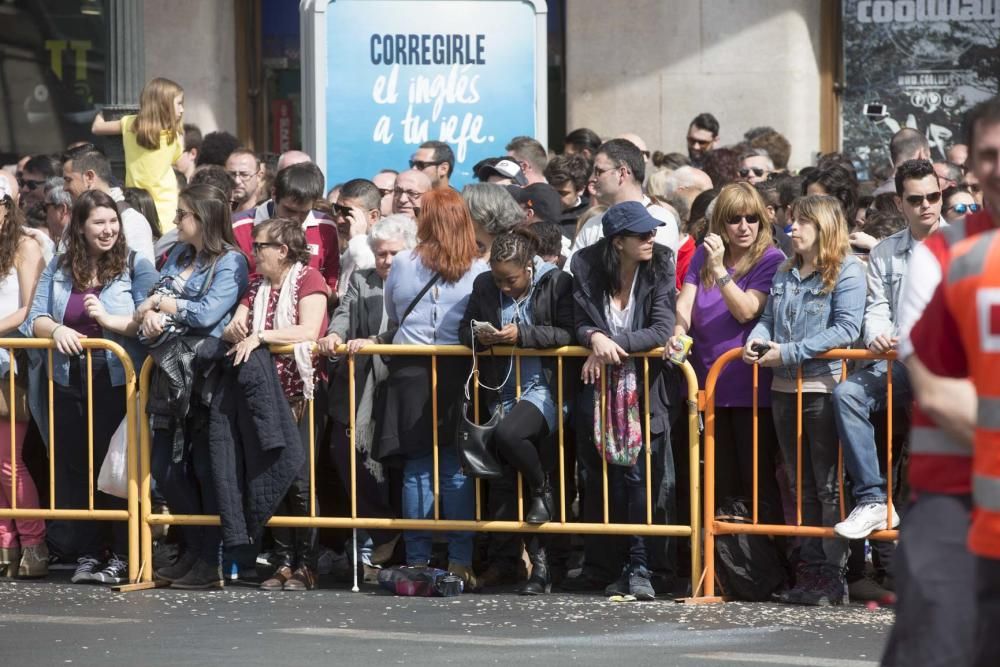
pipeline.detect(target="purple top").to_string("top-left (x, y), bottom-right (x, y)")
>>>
top-left (685, 245), bottom-right (785, 407)
top-left (64, 287), bottom-right (103, 339)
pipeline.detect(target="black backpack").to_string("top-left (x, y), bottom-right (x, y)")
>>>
top-left (714, 497), bottom-right (788, 601)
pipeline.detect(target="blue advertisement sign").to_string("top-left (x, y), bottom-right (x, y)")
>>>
top-left (323, 0), bottom-right (540, 188)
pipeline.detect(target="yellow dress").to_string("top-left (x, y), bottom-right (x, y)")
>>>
top-left (121, 114), bottom-right (182, 233)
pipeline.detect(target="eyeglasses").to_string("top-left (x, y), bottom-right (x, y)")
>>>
top-left (252, 241), bottom-right (282, 253)
top-left (739, 167), bottom-right (766, 178)
top-left (175, 209), bottom-right (195, 221)
top-left (622, 230), bottom-right (656, 241)
top-left (904, 192), bottom-right (942, 206)
top-left (377, 187), bottom-right (393, 197)
top-left (409, 160), bottom-right (443, 171)
top-left (227, 170), bottom-right (257, 182)
top-left (949, 203), bottom-right (980, 214)
top-left (727, 214), bottom-right (761, 225)
top-left (961, 182), bottom-right (982, 194)
top-left (18, 177), bottom-right (45, 191)
top-left (393, 187), bottom-right (423, 201)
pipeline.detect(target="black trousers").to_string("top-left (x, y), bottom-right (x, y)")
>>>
top-left (48, 356), bottom-right (127, 560)
top-left (151, 404), bottom-right (220, 562)
top-left (975, 555), bottom-right (1000, 667)
top-left (713, 406), bottom-right (784, 525)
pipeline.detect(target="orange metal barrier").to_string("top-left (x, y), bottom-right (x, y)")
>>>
top-left (0, 338), bottom-right (141, 584)
top-left (137, 344), bottom-right (704, 594)
top-left (701, 347), bottom-right (901, 600)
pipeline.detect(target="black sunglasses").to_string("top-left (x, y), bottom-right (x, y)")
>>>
top-left (252, 241), bottom-right (283, 253)
top-left (409, 159), bottom-right (443, 170)
top-left (739, 167), bottom-right (766, 178)
top-left (333, 203), bottom-right (353, 217)
top-left (622, 230), bottom-right (656, 241)
top-left (17, 177), bottom-right (45, 191)
top-left (727, 214), bottom-right (760, 225)
top-left (904, 192), bottom-right (942, 206)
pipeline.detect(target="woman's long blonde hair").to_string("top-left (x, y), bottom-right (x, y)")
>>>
top-left (699, 182), bottom-right (774, 288)
top-left (784, 194), bottom-right (850, 293)
top-left (132, 77), bottom-right (183, 150)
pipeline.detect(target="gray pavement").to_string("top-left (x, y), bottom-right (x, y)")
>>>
top-left (1, 574), bottom-right (893, 667)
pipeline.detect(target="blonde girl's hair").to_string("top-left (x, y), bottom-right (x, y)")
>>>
top-left (132, 77), bottom-right (184, 150)
top-left (699, 182), bottom-right (774, 288)
top-left (784, 194), bottom-right (850, 293)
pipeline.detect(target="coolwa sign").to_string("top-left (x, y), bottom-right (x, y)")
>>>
top-left (301, 0), bottom-right (547, 188)
top-left (842, 0), bottom-right (1000, 179)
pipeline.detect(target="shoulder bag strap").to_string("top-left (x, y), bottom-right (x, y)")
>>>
top-left (398, 272), bottom-right (441, 329)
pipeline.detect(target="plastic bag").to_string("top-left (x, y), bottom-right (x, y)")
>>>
top-left (377, 566), bottom-right (464, 596)
top-left (97, 416), bottom-right (129, 499)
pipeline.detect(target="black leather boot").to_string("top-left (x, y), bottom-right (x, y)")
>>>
top-left (518, 544), bottom-right (551, 595)
top-left (525, 481), bottom-right (554, 525)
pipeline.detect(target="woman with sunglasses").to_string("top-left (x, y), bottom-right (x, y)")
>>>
top-left (571, 200), bottom-right (675, 601)
top-left (222, 217), bottom-right (329, 591)
top-left (941, 185), bottom-right (980, 223)
top-left (668, 182), bottom-right (786, 526)
top-left (140, 184), bottom-right (249, 590)
top-left (744, 194), bottom-right (866, 606)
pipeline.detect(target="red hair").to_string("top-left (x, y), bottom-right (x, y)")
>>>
top-left (415, 188), bottom-right (479, 282)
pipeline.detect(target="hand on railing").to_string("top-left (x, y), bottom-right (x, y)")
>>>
top-left (867, 334), bottom-right (898, 355)
top-left (743, 338), bottom-right (781, 367)
top-left (52, 324), bottom-right (87, 356)
top-left (316, 333), bottom-right (342, 357)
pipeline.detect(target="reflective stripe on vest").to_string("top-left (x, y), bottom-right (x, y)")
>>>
top-left (974, 473), bottom-right (1000, 512)
top-left (979, 396), bottom-right (1000, 430)
top-left (948, 233), bottom-right (994, 283)
top-left (910, 424), bottom-right (973, 456)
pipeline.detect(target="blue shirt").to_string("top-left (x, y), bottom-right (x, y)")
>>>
top-left (384, 250), bottom-right (488, 345)
top-left (749, 256), bottom-right (866, 382)
top-left (157, 244), bottom-right (249, 338)
top-left (23, 253), bottom-right (160, 386)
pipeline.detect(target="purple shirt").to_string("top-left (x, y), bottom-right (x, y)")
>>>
top-left (64, 287), bottom-right (103, 339)
top-left (685, 245), bottom-right (785, 407)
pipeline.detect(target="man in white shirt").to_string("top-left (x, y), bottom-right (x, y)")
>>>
top-left (567, 138), bottom-right (680, 270)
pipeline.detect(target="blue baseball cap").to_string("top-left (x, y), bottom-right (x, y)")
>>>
top-left (601, 201), bottom-right (663, 237)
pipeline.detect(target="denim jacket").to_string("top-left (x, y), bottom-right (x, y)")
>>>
top-left (158, 244), bottom-right (249, 338)
top-left (749, 256), bottom-right (866, 381)
top-left (22, 253), bottom-right (159, 386)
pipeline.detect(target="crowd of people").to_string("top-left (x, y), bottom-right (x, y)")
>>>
top-left (0, 75), bottom-right (998, 659)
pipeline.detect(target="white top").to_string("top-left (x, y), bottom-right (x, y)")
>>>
top-left (109, 187), bottom-right (155, 263)
top-left (0, 265), bottom-right (20, 376)
top-left (605, 270), bottom-right (638, 336)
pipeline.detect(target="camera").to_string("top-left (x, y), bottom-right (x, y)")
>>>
top-left (863, 103), bottom-right (888, 119)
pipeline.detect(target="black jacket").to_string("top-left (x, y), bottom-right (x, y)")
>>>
top-left (459, 261), bottom-right (575, 397)
top-left (208, 348), bottom-right (305, 548)
top-left (570, 240), bottom-right (677, 434)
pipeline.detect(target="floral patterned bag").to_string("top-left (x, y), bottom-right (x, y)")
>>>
top-left (593, 358), bottom-right (643, 466)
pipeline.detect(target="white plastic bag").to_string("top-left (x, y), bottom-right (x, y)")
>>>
top-left (97, 416), bottom-right (129, 499)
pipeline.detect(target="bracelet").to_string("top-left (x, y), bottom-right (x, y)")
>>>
top-left (258, 330), bottom-right (266, 346)
top-left (153, 294), bottom-right (163, 312)
top-left (51, 324), bottom-right (64, 338)
top-left (716, 273), bottom-right (733, 288)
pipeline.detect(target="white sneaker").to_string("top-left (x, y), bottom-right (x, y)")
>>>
top-left (834, 502), bottom-right (901, 539)
top-left (71, 556), bottom-right (103, 584)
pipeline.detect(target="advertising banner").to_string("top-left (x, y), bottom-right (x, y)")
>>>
top-left (316, 0), bottom-right (544, 188)
top-left (841, 0), bottom-right (1000, 180)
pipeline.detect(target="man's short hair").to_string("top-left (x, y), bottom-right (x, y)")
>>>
top-left (651, 152), bottom-right (690, 170)
top-left (69, 150), bottom-right (113, 184)
top-left (196, 131), bottom-right (241, 167)
top-left (690, 112), bottom-right (719, 137)
top-left (24, 154), bottom-right (60, 178)
top-left (274, 161), bottom-right (325, 203)
top-left (864, 210), bottom-right (907, 239)
top-left (339, 178), bottom-right (382, 212)
top-left (505, 135), bottom-right (549, 174)
top-left (894, 158), bottom-right (937, 196)
top-left (749, 129), bottom-right (792, 170)
top-left (740, 149), bottom-right (775, 170)
top-left (596, 138), bottom-right (645, 185)
top-left (226, 147), bottom-right (260, 167)
top-left (544, 154), bottom-right (591, 191)
top-left (189, 165), bottom-right (237, 202)
top-left (419, 140), bottom-right (455, 177)
top-left (531, 219), bottom-right (563, 259)
top-left (377, 168), bottom-right (399, 176)
top-left (43, 177), bottom-right (72, 208)
top-left (889, 128), bottom-right (929, 166)
top-left (777, 174), bottom-right (803, 208)
top-left (563, 127), bottom-right (602, 156)
top-left (963, 95), bottom-right (1000, 155)
top-left (744, 126), bottom-right (775, 142)
top-left (933, 160), bottom-right (963, 184)
top-left (183, 124), bottom-right (203, 152)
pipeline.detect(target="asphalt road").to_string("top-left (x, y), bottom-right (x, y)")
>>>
top-left (1, 574), bottom-right (892, 667)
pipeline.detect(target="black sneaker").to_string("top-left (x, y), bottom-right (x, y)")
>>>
top-left (93, 554), bottom-right (128, 585)
top-left (71, 556), bottom-right (103, 584)
top-left (603, 566), bottom-right (630, 597)
top-left (628, 566), bottom-right (656, 601)
top-left (800, 572), bottom-right (848, 606)
top-left (171, 558), bottom-right (224, 590)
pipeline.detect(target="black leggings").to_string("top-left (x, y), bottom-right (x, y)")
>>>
top-left (493, 401), bottom-right (551, 491)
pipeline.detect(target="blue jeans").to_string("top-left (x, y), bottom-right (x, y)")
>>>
top-left (832, 360), bottom-right (911, 504)
top-left (401, 447), bottom-right (474, 566)
top-left (772, 391), bottom-right (848, 576)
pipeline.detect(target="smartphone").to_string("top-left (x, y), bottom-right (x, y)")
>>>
top-left (863, 103), bottom-right (888, 119)
top-left (471, 319), bottom-right (499, 335)
top-left (751, 342), bottom-right (771, 357)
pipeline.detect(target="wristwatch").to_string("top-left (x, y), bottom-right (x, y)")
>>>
top-left (716, 273), bottom-right (732, 289)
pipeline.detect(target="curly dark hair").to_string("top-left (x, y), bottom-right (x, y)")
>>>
top-left (0, 195), bottom-right (28, 278)
top-left (490, 225), bottom-right (539, 268)
top-left (61, 190), bottom-right (129, 290)
top-left (253, 217), bottom-right (312, 265)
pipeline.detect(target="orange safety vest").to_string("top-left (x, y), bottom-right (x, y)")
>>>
top-left (909, 212), bottom-right (996, 496)
top-left (942, 229), bottom-right (1000, 558)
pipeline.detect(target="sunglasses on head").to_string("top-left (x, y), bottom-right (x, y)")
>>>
top-left (727, 214), bottom-right (760, 225)
top-left (949, 203), bottom-right (979, 215)
top-left (904, 191), bottom-right (942, 206)
top-left (739, 167), bottom-right (766, 178)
